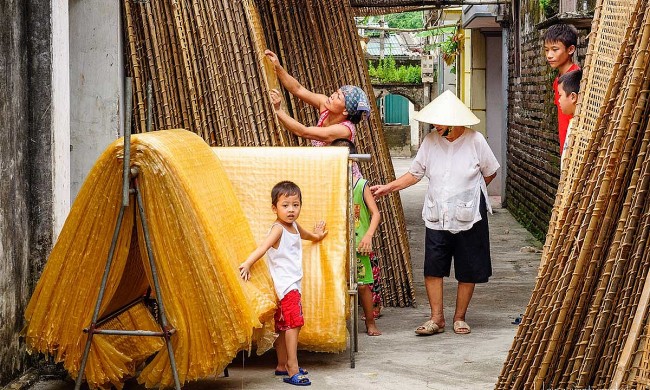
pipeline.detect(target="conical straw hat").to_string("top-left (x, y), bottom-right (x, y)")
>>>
top-left (414, 90), bottom-right (480, 126)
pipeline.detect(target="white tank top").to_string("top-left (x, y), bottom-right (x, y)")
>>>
top-left (266, 222), bottom-right (303, 299)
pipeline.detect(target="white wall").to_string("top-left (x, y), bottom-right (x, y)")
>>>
top-left (69, 0), bottom-right (123, 200)
top-left (52, 0), bottom-right (71, 239)
top-left (485, 34), bottom-right (505, 198)
top-left (408, 101), bottom-right (419, 150)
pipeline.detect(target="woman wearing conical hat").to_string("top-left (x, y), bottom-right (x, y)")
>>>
top-left (371, 90), bottom-right (500, 336)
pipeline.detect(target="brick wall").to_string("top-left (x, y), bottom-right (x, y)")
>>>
top-left (505, 0), bottom-right (589, 240)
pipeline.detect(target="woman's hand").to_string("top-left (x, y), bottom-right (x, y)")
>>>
top-left (270, 89), bottom-right (282, 111)
top-left (265, 49), bottom-right (280, 70)
top-left (370, 184), bottom-right (391, 198)
top-left (358, 234), bottom-right (373, 254)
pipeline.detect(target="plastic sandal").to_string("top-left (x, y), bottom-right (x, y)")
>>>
top-left (283, 373), bottom-right (311, 386)
top-left (275, 367), bottom-right (308, 376)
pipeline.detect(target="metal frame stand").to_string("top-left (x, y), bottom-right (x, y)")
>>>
top-left (74, 78), bottom-right (181, 390)
top-left (347, 154), bottom-right (371, 369)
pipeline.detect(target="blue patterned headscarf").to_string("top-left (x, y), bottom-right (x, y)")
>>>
top-left (340, 85), bottom-right (370, 118)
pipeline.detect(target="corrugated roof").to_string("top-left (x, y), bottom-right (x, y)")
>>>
top-left (365, 34), bottom-right (422, 58)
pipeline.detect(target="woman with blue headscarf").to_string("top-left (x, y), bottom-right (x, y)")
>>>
top-left (265, 50), bottom-right (370, 150)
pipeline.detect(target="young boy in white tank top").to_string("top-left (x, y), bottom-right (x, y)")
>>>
top-left (239, 181), bottom-right (327, 386)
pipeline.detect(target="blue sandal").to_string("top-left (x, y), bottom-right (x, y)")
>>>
top-left (283, 374), bottom-right (311, 386)
top-left (275, 367), bottom-right (308, 376)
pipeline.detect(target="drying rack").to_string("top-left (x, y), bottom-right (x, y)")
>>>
top-left (74, 79), bottom-right (182, 390)
top-left (347, 154), bottom-right (371, 369)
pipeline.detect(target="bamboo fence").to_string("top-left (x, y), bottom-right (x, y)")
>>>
top-left (497, 0), bottom-right (650, 388)
top-left (122, 0), bottom-right (416, 307)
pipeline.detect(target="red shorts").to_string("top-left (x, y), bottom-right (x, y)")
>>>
top-left (275, 289), bottom-right (305, 331)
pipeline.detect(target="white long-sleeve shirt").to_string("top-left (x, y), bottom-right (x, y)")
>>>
top-left (409, 129), bottom-right (500, 233)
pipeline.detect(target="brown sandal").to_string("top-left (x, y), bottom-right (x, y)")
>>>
top-left (415, 320), bottom-right (444, 335)
top-left (453, 320), bottom-right (471, 334)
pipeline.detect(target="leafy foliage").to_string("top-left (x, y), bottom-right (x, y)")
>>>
top-left (416, 25), bottom-right (456, 38)
top-left (368, 57), bottom-right (422, 84)
top-left (384, 11), bottom-right (424, 29)
top-left (355, 11), bottom-right (424, 31)
top-left (420, 25), bottom-right (462, 74)
top-left (539, 0), bottom-right (559, 18)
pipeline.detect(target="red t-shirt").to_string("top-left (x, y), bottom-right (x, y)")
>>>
top-left (554, 63), bottom-right (581, 152)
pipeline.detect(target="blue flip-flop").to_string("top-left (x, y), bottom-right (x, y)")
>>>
top-left (283, 373), bottom-right (311, 386)
top-left (275, 367), bottom-right (308, 376)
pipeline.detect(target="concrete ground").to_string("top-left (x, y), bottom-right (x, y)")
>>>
top-left (20, 158), bottom-right (542, 390)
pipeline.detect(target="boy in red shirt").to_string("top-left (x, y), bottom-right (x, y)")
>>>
top-left (544, 23), bottom-right (580, 152)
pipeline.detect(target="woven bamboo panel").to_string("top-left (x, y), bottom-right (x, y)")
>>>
top-left (544, 0), bottom-right (641, 268)
top-left (498, 0), bottom-right (650, 388)
top-left (624, 314), bottom-right (650, 388)
top-left (122, 0), bottom-right (415, 308)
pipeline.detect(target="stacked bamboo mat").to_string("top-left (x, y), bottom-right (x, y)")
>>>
top-left (122, 0), bottom-right (415, 307)
top-left (23, 130), bottom-right (349, 388)
top-left (497, 0), bottom-right (650, 388)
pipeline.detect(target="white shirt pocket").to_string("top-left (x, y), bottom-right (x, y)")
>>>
top-left (423, 196), bottom-right (440, 222)
top-left (455, 200), bottom-right (476, 222)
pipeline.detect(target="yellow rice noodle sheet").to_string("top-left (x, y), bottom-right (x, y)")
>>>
top-left (23, 130), bottom-right (277, 388)
top-left (214, 147), bottom-right (350, 353)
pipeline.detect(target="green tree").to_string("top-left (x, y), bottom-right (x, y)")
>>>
top-left (368, 57), bottom-right (422, 83)
top-left (356, 12), bottom-right (424, 30)
top-left (385, 11), bottom-right (424, 29)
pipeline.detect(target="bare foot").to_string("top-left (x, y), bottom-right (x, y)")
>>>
top-left (366, 323), bottom-right (382, 336)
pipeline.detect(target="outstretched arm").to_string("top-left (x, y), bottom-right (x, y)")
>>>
top-left (270, 89), bottom-right (352, 143)
top-left (239, 225), bottom-right (283, 281)
top-left (265, 49), bottom-right (327, 109)
top-left (358, 185), bottom-right (381, 254)
top-left (297, 221), bottom-right (328, 242)
top-left (370, 172), bottom-right (421, 198)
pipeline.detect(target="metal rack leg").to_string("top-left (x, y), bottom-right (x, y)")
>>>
top-left (134, 176), bottom-right (181, 390)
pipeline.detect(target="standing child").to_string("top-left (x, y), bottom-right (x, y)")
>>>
top-left (557, 69), bottom-right (583, 168)
top-left (331, 139), bottom-right (382, 336)
top-left (239, 181), bottom-right (327, 386)
top-left (544, 23), bottom-right (580, 153)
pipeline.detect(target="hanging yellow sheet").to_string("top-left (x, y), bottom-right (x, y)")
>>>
top-left (214, 147), bottom-right (350, 352)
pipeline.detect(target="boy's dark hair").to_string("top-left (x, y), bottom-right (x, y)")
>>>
top-left (330, 138), bottom-right (357, 154)
top-left (558, 69), bottom-right (583, 95)
top-left (543, 23), bottom-right (578, 48)
top-left (347, 111), bottom-right (366, 125)
top-left (271, 181), bottom-right (302, 205)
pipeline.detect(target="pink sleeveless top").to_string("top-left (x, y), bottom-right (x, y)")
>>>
top-left (312, 110), bottom-right (356, 147)
top-left (313, 110), bottom-right (361, 178)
